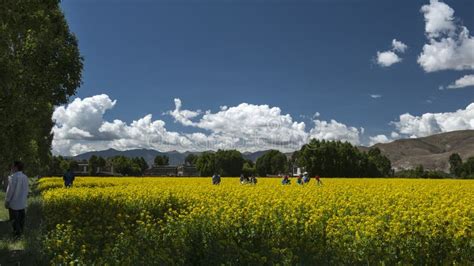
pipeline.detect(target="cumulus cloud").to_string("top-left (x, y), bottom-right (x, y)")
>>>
top-left (375, 39), bottom-right (408, 67)
top-left (390, 102), bottom-right (474, 138)
top-left (170, 100), bottom-right (310, 151)
top-left (367, 131), bottom-right (402, 146)
top-left (392, 39), bottom-right (408, 53)
top-left (167, 98), bottom-right (201, 126)
top-left (369, 103), bottom-right (474, 144)
top-left (418, 0), bottom-right (474, 72)
top-left (52, 95), bottom-right (363, 155)
top-left (447, 74), bottom-right (474, 89)
top-left (420, 0), bottom-right (455, 38)
top-left (376, 51), bottom-right (402, 67)
top-left (309, 120), bottom-right (363, 145)
top-left (52, 95), bottom-right (194, 156)
top-left (52, 94), bottom-right (117, 141)
top-left (369, 134), bottom-right (391, 146)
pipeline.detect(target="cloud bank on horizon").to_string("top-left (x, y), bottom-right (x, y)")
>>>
top-left (52, 0), bottom-right (474, 156)
top-left (53, 94), bottom-right (364, 155)
top-left (52, 94), bottom-right (474, 156)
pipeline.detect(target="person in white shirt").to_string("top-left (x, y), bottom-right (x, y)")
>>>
top-left (4, 161), bottom-right (29, 237)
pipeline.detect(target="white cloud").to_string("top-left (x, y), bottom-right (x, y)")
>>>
top-left (369, 134), bottom-right (391, 146)
top-left (418, 0), bottom-right (474, 72)
top-left (392, 39), bottom-right (408, 53)
top-left (375, 39), bottom-right (408, 67)
top-left (173, 101), bottom-right (310, 151)
top-left (370, 94), bottom-right (382, 99)
top-left (167, 98), bottom-right (201, 126)
top-left (420, 0), bottom-right (455, 38)
top-left (447, 74), bottom-right (474, 89)
top-left (309, 119), bottom-right (362, 145)
top-left (53, 95), bottom-right (364, 155)
top-left (391, 102), bottom-right (474, 138)
top-left (376, 51), bottom-right (402, 67)
top-left (372, 103), bottom-right (474, 144)
top-left (52, 95), bottom-right (194, 156)
top-left (52, 94), bottom-right (117, 141)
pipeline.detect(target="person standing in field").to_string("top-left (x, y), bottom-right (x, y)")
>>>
top-left (249, 175), bottom-right (257, 185)
top-left (212, 173), bottom-right (221, 185)
top-left (315, 175), bottom-right (323, 186)
top-left (240, 174), bottom-right (248, 184)
top-left (296, 174), bottom-right (303, 185)
top-left (63, 168), bottom-right (75, 188)
top-left (4, 161), bottom-right (29, 237)
top-left (303, 172), bottom-right (311, 184)
top-left (281, 175), bottom-right (291, 185)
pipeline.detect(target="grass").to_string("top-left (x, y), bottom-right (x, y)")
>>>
top-left (0, 179), bottom-right (44, 266)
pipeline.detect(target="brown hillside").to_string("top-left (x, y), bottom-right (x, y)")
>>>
top-left (370, 130), bottom-right (474, 171)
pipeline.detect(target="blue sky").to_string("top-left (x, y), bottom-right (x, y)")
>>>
top-left (53, 0), bottom-right (474, 155)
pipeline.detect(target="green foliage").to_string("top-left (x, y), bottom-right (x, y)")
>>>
top-left (460, 157), bottom-right (474, 179)
top-left (195, 150), bottom-right (244, 176)
top-left (256, 150), bottom-right (288, 176)
top-left (184, 154), bottom-right (198, 166)
top-left (367, 147), bottom-right (392, 177)
top-left (48, 156), bottom-right (78, 175)
top-left (446, 154), bottom-right (474, 179)
top-left (195, 152), bottom-right (216, 177)
top-left (132, 157), bottom-right (148, 173)
top-left (88, 155), bottom-right (99, 175)
top-left (154, 155), bottom-right (169, 166)
top-left (449, 153), bottom-right (463, 177)
top-left (0, 0), bottom-right (83, 177)
top-left (110, 156), bottom-right (147, 176)
top-left (214, 150), bottom-right (244, 177)
top-left (242, 160), bottom-right (256, 177)
top-left (394, 165), bottom-right (450, 179)
top-left (88, 155), bottom-right (107, 175)
top-left (296, 139), bottom-right (392, 177)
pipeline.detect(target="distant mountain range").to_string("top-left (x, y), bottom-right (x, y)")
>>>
top-left (73, 130), bottom-right (474, 171)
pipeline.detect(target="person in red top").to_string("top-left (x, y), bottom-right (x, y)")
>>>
top-left (315, 175), bottom-right (323, 186)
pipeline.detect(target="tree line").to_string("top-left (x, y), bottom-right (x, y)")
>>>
top-left (189, 139), bottom-right (392, 177)
top-left (49, 155), bottom-right (149, 176)
top-left (449, 153), bottom-right (474, 179)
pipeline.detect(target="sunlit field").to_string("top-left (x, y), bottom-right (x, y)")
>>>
top-left (38, 177), bottom-right (473, 265)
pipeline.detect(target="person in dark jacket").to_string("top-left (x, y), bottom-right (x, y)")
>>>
top-left (212, 173), bottom-right (221, 185)
top-left (63, 168), bottom-right (75, 188)
top-left (281, 175), bottom-right (291, 185)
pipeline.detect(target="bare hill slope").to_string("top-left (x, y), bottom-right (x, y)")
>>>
top-left (371, 130), bottom-right (474, 171)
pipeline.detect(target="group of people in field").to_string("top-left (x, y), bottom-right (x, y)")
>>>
top-left (211, 171), bottom-right (322, 186)
top-left (281, 172), bottom-right (323, 186)
top-left (240, 174), bottom-right (258, 185)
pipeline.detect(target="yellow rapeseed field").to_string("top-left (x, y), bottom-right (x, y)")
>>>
top-left (38, 177), bottom-right (473, 265)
